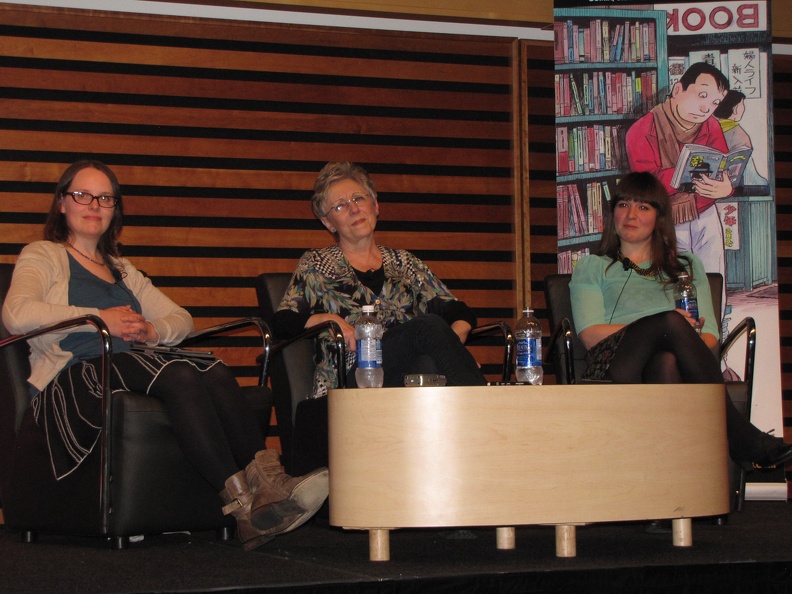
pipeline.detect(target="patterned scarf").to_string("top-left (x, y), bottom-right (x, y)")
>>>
top-left (651, 100), bottom-right (701, 224)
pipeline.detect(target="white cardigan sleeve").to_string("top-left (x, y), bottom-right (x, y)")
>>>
top-left (2, 242), bottom-right (100, 335)
top-left (120, 261), bottom-right (193, 345)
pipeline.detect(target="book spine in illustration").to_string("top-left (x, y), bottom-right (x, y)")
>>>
top-left (554, 21), bottom-right (565, 64)
top-left (648, 22), bottom-right (656, 61)
top-left (556, 127), bottom-right (569, 175)
top-left (569, 184), bottom-right (587, 236)
top-left (557, 185), bottom-right (570, 239)
top-left (594, 19), bottom-right (602, 63)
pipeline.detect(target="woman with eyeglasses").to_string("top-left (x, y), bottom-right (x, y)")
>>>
top-left (2, 160), bottom-right (328, 550)
top-left (272, 161), bottom-right (486, 397)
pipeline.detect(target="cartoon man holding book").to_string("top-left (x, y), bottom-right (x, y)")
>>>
top-left (626, 62), bottom-right (732, 309)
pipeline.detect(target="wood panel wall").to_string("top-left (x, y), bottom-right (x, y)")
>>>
top-left (9, 5), bottom-right (788, 474)
top-left (165, 0), bottom-right (792, 40)
top-left (521, 41), bottom-right (558, 354)
top-left (0, 4), bottom-right (520, 447)
top-left (236, 0), bottom-right (554, 24)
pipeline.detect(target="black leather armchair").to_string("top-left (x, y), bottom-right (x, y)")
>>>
top-left (255, 272), bottom-right (345, 476)
top-left (0, 264), bottom-right (274, 548)
top-left (544, 272), bottom-right (756, 512)
top-left (255, 272), bottom-right (516, 476)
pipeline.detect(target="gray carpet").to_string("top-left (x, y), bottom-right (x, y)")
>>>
top-left (1, 501), bottom-right (791, 593)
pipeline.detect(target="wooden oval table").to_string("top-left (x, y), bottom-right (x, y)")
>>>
top-left (328, 384), bottom-right (730, 561)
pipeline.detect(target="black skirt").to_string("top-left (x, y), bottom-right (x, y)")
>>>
top-left (32, 350), bottom-right (220, 480)
top-left (581, 326), bottom-right (629, 381)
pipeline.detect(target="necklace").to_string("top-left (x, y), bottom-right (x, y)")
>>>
top-left (68, 243), bottom-right (105, 266)
top-left (618, 251), bottom-right (658, 277)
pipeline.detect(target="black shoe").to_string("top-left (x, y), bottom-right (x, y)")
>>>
top-left (750, 438), bottom-right (792, 470)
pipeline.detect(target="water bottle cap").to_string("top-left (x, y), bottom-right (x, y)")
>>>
top-left (362, 304), bottom-right (375, 313)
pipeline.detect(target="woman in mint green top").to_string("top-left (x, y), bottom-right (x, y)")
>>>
top-left (569, 171), bottom-right (792, 471)
top-left (571, 251), bottom-right (718, 340)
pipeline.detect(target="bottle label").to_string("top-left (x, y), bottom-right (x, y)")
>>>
top-left (357, 338), bottom-right (382, 368)
top-left (675, 297), bottom-right (699, 320)
top-left (516, 337), bottom-right (542, 367)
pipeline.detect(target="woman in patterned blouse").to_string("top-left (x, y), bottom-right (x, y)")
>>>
top-left (272, 161), bottom-right (486, 396)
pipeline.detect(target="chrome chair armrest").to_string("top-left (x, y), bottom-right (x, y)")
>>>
top-left (0, 314), bottom-right (111, 353)
top-left (720, 315), bottom-right (756, 408)
top-left (469, 322), bottom-right (515, 382)
top-left (268, 321), bottom-right (347, 389)
top-left (546, 318), bottom-right (576, 385)
top-left (178, 317), bottom-right (272, 386)
top-left (0, 314), bottom-right (114, 522)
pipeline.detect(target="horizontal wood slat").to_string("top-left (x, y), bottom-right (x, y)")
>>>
top-left (0, 3), bottom-right (520, 459)
top-left (0, 37), bottom-right (512, 85)
top-left (0, 163), bottom-right (513, 194)
top-left (0, 99), bottom-right (513, 139)
top-left (1, 131), bottom-right (512, 168)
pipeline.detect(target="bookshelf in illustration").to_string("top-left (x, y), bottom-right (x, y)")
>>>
top-left (554, 8), bottom-right (668, 273)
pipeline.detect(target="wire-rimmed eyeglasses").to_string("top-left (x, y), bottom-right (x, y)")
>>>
top-left (63, 191), bottom-right (118, 208)
top-left (323, 194), bottom-right (371, 216)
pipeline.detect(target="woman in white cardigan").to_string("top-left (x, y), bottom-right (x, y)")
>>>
top-left (2, 160), bottom-right (327, 550)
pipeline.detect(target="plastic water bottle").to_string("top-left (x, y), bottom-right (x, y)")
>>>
top-left (673, 273), bottom-right (699, 321)
top-left (515, 308), bottom-right (543, 385)
top-left (355, 304), bottom-right (384, 388)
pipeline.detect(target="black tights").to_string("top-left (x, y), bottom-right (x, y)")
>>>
top-left (126, 361), bottom-right (264, 491)
top-left (346, 314), bottom-right (487, 388)
top-left (381, 314), bottom-right (487, 387)
top-left (608, 311), bottom-right (767, 461)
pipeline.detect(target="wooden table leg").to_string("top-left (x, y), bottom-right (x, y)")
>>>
top-left (369, 529), bottom-right (390, 561)
top-left (496, 527), bottom-right (515, 550)
top-left (672, 518), bottom-right (692, 547)
top-left (555, 524), bottom-right (577, 557)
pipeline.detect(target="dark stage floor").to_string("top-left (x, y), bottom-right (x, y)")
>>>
top-left (2, 501), bottom-right (792, 594)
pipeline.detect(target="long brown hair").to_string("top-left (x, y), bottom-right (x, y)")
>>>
top-left (44, 160), bottom-right (126, 279)
top-left (596, 171), bottom-right (691, 283)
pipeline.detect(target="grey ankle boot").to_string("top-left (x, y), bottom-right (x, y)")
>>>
top-left (219, 471), bottom-right (276, 551)
top-left (245, 449), bottom-right (329, 534)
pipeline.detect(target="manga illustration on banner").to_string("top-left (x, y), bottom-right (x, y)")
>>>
top-left (553, 0), bottom-right (783, 475)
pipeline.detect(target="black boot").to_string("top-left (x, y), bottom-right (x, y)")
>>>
top-left (734, 432), bottom-right (792, 471)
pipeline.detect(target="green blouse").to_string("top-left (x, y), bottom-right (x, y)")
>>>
top-left (569, 252), bottom-right (719, 340)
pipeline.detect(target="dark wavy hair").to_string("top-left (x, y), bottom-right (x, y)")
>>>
top-left (713, 89), bottom-right (746, 120)
top-left (44, 160), bottom-right (125, 279)
top-left (596, 171), bottom-right (691, 284)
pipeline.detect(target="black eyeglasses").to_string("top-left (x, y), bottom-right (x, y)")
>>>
top-left (63, 191), bottom-right (118, 208)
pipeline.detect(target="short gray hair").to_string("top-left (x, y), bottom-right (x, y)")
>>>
top-left (311, 161), bottom-right (377, 218)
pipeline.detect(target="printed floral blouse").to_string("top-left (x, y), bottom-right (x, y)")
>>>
top-left (273, 244), bottom-right (476, 397)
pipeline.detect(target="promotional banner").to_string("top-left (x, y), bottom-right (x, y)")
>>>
top-left (553, 0), bottom-right (783, 496)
